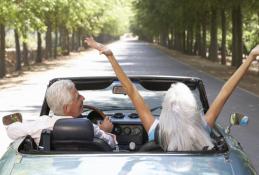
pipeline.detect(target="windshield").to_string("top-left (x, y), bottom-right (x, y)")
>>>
top-left (80, 81), bottom-right (204, 117)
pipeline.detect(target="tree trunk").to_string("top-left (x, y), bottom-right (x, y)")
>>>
top-left (45, 20), bottom-right (52, 59)
top-left (174, 30), bottom-right (182, 51)
top-left (209, 7), bottom-right (218, 61)
top-left (36, 32), bottom-right (42, 63)
top-left (22, 42), bottom-right (29, 66)
top-left (231, 4), bottom-right (243, 67)
top-left (71, 30), bottom-right (75, 51)
top-left (221, 9), bottom-right (227, 65)
top-left (165, 31), bottom-right (168, 47)
top-left (201, 15), bottom-right (207, 58)
top-left (59, 27), bottom-right (62, 49)
top-left (66, 28), bottom-right (70, 55)
top-left (0, 24), bottom-right (6, 78)
top-left (186, 25), bottom-right (193, 54)
top-left (194, 23), bottom-right (202, 56)
top-left (15, 29), bottom-right (22, 71)
top-left (168, 28), bottom-right (174, 49)
top-left (60, 27), bottom-right (70, 55)
top-left (77, 28), bottom-right (82, 49)
top-left (54, 26), bottom-right (58, 58)
top-left (60, 27), bottom-right (65, 54)
top-left (182, 30), bottom-right (186, 52)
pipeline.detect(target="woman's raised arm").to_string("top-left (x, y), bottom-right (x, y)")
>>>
top-left (205, 45), bottom-right (259, 127)
top-left (85, 37), bottom-right (155, 132)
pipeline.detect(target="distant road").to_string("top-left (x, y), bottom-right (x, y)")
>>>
top-left (0, 39), bottom-right (258, 172)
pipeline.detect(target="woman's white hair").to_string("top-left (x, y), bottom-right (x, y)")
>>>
top-left (45, 80), bottom-right (75, 115)
top-left (159, 82), bottom-right (214, 151)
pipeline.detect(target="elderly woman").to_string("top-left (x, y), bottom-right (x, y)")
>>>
top-left (85, 37), bottom-right (259, 151)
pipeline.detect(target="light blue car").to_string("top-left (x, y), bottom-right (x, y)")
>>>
top-left (0, 76), bottom-right (256, 175)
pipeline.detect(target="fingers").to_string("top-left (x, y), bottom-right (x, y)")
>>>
top-left (84, 37), bottom-right (94, 46)
top-left (103, 116), bottom-right (111, 123)
top-left (85, 36), bottom-right (93, 40)
top-left (84, 37), bottom-right (113, 57)
top-left (250, 45), bottom-right (259, 56)
top-left (248, 45), bottom-right (259, 61)
top-left (84, 37), bottom-right (103, 51)
top-left (103, 116), bottom-right (108, 122)
top-left (2, 113), bottom-right (22, 126)
top-left (99, 117), bottom-right (110, 126)
top-left (99, 116), bottom-right (113, 133)
top-left (84, 39), bottom-right (92, 47)
top-left (84, 37), bottom-right (97, 46)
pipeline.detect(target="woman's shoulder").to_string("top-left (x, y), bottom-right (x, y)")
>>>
top-left (148, 119), bottom-right (159, 141)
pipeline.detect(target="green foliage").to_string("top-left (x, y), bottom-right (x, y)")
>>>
top-left (243, 14), bottom-right (259, 51)
top-left (0, 0), bottom-right (16, 25)
top-left (132, 0), bottom-right (259, 56)
top-left (1, 0), bottom-right (133, 39)
top-left (100, 0), bottom-right (133, 37)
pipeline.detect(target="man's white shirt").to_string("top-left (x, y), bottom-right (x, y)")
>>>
top-left (6, 115), bottom-right (117, 148)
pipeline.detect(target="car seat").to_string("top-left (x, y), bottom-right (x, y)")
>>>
top-left (40, 118), bottom-right (113, 152)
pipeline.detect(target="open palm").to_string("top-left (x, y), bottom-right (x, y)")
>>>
top-left (250, 45), bottom-right (259, 58)
top-left (85, 37), bottom-right (104, 51)
top-left (85, 37), bottom-right (113, 56)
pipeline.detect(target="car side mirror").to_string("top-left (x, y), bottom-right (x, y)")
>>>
top-left (225, 113), bottom-right (249, 134)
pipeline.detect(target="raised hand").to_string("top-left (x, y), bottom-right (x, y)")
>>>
top-left (249, 45), bottom-right (259, 59)
top-left (84, 37), bottom-right (113, 56)
top-left (99, 116), bottom-right (113, 133)
top-left (2, 113), bottom-right (22, 126)
top-left (84, 37), bottom-right (103, 51)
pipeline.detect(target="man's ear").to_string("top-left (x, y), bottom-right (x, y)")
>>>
top-left (63, 104), bottom-right (70, 115)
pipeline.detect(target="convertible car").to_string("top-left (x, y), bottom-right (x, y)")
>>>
top-left (0, 76), bottom-right (256, 175)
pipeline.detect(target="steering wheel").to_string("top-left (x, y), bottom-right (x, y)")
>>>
top-left (84, 105), bottom-right (106, 124)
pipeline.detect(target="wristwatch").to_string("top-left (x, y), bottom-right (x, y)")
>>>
top-left (2, 113), bottom-right (22, 126)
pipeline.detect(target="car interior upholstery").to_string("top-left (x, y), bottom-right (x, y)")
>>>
top-left (40, 118), bottom-right (113, 152)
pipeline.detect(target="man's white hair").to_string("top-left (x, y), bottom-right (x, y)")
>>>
top-left (159, 82), bottom-right (214, 151)
top-left (46, 80), bottom-right (75, 115)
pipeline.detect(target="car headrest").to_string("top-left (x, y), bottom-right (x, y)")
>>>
top-left (51, 118), bottom-right (113, 152)
top-left (53, 118), bottom-right (94, 141)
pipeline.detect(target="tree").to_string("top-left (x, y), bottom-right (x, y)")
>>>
top-left (0, 24), bottom-right (5, 77)
top-left (0, 0), bottom-right (16, 77)
top-left (220, 8), bottom-right (227, 65)
top-left (231, 2), bottom-right (243, 67)
top-left (14, 29), bottom-right (22, 71)
top-left (208, 5), bottom-right (218, 61)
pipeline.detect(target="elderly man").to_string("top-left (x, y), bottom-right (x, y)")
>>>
top-left (4, 80), bottom-right (117, 148)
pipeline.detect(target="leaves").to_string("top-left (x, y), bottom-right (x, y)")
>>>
top-left (0, 0), bottom-right (133, 38)
top-left (132, 0), bottom-right (259, 52)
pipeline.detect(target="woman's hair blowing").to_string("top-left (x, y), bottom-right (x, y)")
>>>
top-left (159, 82), bottom-right (213, 151)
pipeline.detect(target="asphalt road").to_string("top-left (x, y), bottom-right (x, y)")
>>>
top-left (0, 39), bottom-right (258, 172)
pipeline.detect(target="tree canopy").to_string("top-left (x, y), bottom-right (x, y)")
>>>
top-left (0, 0), bottom-right (133, 77)
top-left (131, 0), bottom-right (259, 66)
